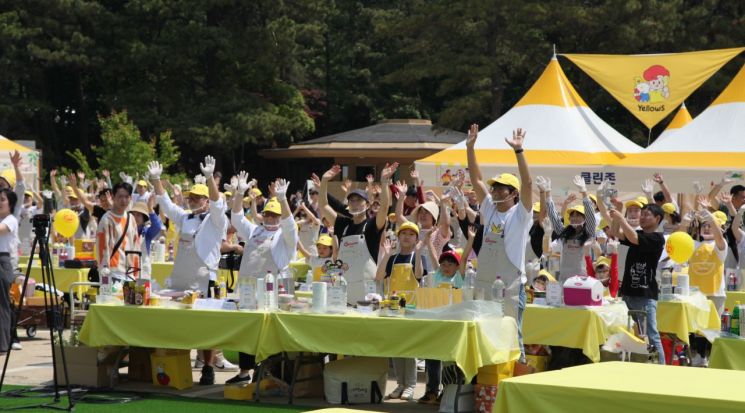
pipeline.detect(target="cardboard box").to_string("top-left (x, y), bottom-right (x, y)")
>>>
top-left (151, 349), bottom-right (192, 390)
top-left (476, 361), bottom-right (514, 385)
top-left (127, 347), bottom-right (154, 382)
top-left (292, 362), bottom-right (325, 398)
top-left (525, 355), bottom-right (548, 373)
top-left (54, 345), bottom-right (121, 388)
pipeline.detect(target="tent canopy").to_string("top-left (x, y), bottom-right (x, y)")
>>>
top-left (416, 58), bottom-right (642, 191)
top-left (0, 135), bottom-right (40, 190)
top-left (614, 63), bottom-right (745, 191)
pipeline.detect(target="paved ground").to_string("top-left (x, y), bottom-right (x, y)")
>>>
top-left (1, 329), bottom-right (438, 412)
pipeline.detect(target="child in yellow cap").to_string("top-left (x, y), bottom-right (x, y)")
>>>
top-left (297, 234), bottom-right (336, 281)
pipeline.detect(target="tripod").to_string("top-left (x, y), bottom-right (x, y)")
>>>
top-left (0, 214), bottom-right (75, 411)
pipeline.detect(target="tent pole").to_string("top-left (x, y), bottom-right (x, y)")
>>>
top-left (646, 128), bottom-right (652, 147)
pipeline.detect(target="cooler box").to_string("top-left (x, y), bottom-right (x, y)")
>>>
top-left (323, 357), bottom-right (386, 404)
top-left (563, 275), bottom-right (603, 306)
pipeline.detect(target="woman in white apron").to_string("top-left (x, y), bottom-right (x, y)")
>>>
top-left (227, 173), bottom-right (297, 385)
top-left (318, 163), bottom-right (395, 303)
top-left (542, 175), bottom-right (596, 282)
top-left (149, 157), bottom-right (227, 386)
top-left (0, 188), bottom-right (19, 353)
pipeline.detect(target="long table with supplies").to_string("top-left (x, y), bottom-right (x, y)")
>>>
top-left (79, 304), bottom-right (520, 380)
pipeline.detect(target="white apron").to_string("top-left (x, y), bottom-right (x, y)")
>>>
top-left (240, 227), bottom-right (280, 278)
top-left (170, 233), bottom-right (210, 294)
top-left (477, 230), bottom-right (524, 319)
top-left (559, 238), bottom-right (586, 282)
top-left (337, 221), bottom-right (377, 303)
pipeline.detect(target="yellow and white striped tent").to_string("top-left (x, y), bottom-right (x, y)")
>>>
top-left (416, 58), bottom-right (642, 191)
top-left (615, 63), bottom-right (745, 192)
top-left (648, 103), bottom-right (693, 149)
top-left (0, 135), bottom-right (40, 190)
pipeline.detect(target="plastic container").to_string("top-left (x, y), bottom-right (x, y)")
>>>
top-left (491, 276), bottom-right (505, 303)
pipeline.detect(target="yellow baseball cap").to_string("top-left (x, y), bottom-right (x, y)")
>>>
top-left (137, 180), bottom-right (148, 187)
top-left (624, 199), bottom-right (644, 209)
top-left (712, 211), bottom-right (728, 227)
top-left (538, 269), bottom-right (556, 282)
top-left (397, 221), bottom-right (420, 236)
top-left (24, 190), bottom-right (32, 197)
top-left (594, 256), bottom-right (611, 269)
top-left (223, 191), bottom-right (232, 197)
top-left (588, 194), bottom-right (598, 204)
top-left (316, 235), bottom-right (333, 247)
top-left (532, 202), bottom-right (541, 213)
top-left (250, 188), bottom-right (263, 197)
top-left (186, 183), bottom-right (209, 198)
top-left (598, 218), bottom-right (609, 229)
top-left (262, 199), bottom-right (281, 215)
top-left (0, 169), bottom-right (15, 189)
top-left (661, 203), bottom-right (676, 215)
top-left (567, 204), bottom-right (586, 216)
top-left (388, 212), bottom-right (397, 222)
top-left (486, 173), bottom-right (519, 190)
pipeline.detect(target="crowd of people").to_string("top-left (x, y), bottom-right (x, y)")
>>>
top-left (1, 124), bottom-right (744, 402)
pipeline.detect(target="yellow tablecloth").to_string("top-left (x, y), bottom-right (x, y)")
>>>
top-left (25, 265), bottom-right (89, 297)
top-left (260, 311), bottom-right (518, 380)
top-left (79, 305), bottom-right (520, 381)
top-left (495, 362), bottom-right (745, 413)
top-left (656, 300), bottom-right (720, 344)
top-left (709, 336), bottom-right (745, 371)
top-left (79, 305), bottom-right (268, 355)
top-left (18, 255), bottom-right (29, 266)
top-left (725, 291), bottom-right (745, 313)
top-left (523, 304), bottom-right (626, 363)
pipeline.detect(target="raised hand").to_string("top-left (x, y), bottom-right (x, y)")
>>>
top-left (505, 128), bottom-right (526, 150)
top-left (223, 176), bottom-right (238, 193)
top-left (200, 155), bottom-right (215, 177)
top-left (606, 238), bottom-right (619, 254)
top-left (692, 181), bottom-right (703, 194)
top-left (653, 173), bottom-right (664, 184)
top-left (610, 197), bottom-right (623, 212)
top-left (119, 171), bottom-right (132, 185)
top-left (466, 124), bottom-right (479, 147)
top-left (535, 176), bottom-right (551, 193)
top-left (275, 178), bottom-right (290, 200)
top-left (564, 193), bottom-right (578, 205)
top-left (597, 179), bottom-right (610, 195)
top-left (467, 224), bottom-right (477, 240)
top-left (582, 240), bottom-right (593, 256)
top-left (148, 161), bottom-right (163, 180)
top-left (310, 173), bottom-right (321, 189)
top-left (381, 238), bottom-right (393, 256)
top-left (9, 150), bottom-right (21, 168)
top-left (572, 175), bottom-right (587, 193)
top-left (322, 165), bottom-right (341, 181)
top-left (380, 162), bottom-right (399, 181)
top-left (366, 174), bottom-right (374, 184)
top-left (102, 169), bottom-right (110, 178)
top-left (641, 179), bottom-right (654, 194)
top-left (50, 169), bottom-right (57, 179)
top-left (59, 175), bottom-right (68, 186)
top-left (194, 174), bottom-right (206, 185)
top-left (42, 190), bottom-right (53, 199)
top-left (233, 171), bottom-right (249, 193)
top-left (541, 216), bottom-right (553, 234)
top-left (720, 174), bottom-right (735, 186)
top-left (341, 178), bottom-right (352, 193)
top-left (697, 194), bottom-right (712, 211)
top-left (394, 181), bottom-right (408, 197)
top-left (77, 171), bottom-right (85, 181)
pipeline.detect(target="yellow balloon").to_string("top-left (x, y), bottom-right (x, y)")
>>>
top-left (53, 208), bottom-right (79, 238)
top-left (666, 232), bottom-right (694, 264)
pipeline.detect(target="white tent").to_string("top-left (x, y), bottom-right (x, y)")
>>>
top-left (0, 135), bottom-right (40, 190)
top-left (648, 103), bottom-right (693, 149)
top-left (416, 58), bottom-right (643, 192)
top-left (615, 63), bottom-right (745, 192)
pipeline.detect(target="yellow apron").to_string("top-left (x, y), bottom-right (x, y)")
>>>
top-left (689, 242), bottom-right (724, 296)
top-left (387, 254), bottom-right (419, 296)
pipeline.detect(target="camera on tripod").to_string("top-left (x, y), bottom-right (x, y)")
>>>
top-left (32, 213), bottom-right (51, 229)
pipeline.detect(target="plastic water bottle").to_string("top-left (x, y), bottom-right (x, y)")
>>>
top-left (491, 276), bottom-right (505, 302)
top-left (463, 265), bottom-right (476, 301)
top-left (100, 266), bottom-right (112, 296)
top-left (304, 269), bottom-right (313, 291)
top-left (265, 271), bottom-right (277, 310)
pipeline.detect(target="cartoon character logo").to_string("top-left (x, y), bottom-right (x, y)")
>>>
top-left (633, 65), bottom-right (670, 103)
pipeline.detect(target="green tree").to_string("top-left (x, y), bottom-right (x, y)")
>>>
top-left (93, 110), bottom-right (179, 180)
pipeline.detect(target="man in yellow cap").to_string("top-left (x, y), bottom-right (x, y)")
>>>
top-left (226, 171), bottom-right (297, 385)
top-left (149, 156), bottom-right (227, 385)
top-left (466, 124), bottom-right (533, 363)
top-left (133, 179), bottom-right (151, 204)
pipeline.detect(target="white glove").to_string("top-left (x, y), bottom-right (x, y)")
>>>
top-left (597, 179), bottom-right (610, 194)
top-left (275, 179), bottom-right (290, 200)
top-left (148, 161), bottom-right (163, 180)
top-left (80, 179), bottom-right (91, 190)
top-left (118, 171), bottom-right (132, 185)
top-left (42, 190), bottom-right (53, 199)
top-left (572, 175), bottom-right (587, 193)
top-left (720, 174), bottom-right (734, 186)
top-left (542, 216), bottom-right (553, 234)
top-left (606, 238), bottom-right (619, 254)
top-left (194, 174), bottom-right (206, 185)
top-left (641, 179), bottom-right (654, 194)
top-left (200, 155), bottom-right (215, 177)
top-left (535, 176), bottom-right (551, 192)
top-left (236, 171), bottom-right (250, 193)
top-left (692, 181), bottom-right (703, 194)
top-left (59, 175), bottom-right (69, 186)
top-left (223, 176), bottom-right (238, 193)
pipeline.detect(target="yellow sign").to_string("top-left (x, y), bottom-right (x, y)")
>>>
top-left (563, 48), bottom-right (744, 128)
